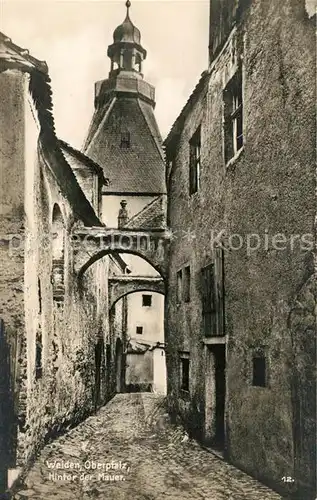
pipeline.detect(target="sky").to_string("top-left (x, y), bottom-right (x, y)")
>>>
top-left (1, 0), bottom-right (210, 148)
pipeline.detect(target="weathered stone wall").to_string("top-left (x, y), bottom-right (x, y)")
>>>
top-left (165, 1), bottom-right (316, 497)
top-left (0, 69), bottom-right (29, 474)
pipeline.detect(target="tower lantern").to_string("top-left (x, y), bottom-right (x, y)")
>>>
top-left (107, 0), bottom-right (147, 77)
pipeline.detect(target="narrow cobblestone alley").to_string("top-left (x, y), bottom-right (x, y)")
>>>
top-left (11, 394), bottom-right (284, 500)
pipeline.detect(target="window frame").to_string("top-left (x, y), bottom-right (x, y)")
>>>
top-left (223, 69), bottom-right (243, 164)
top-left (136, 326), bottom-right (143, 335)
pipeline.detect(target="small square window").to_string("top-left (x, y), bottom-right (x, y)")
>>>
top-left (142, 294), bottom-right (152, 307)
top-left (120, 132), bottom-right (131, 149)
top-left (180, 354), bottom-right (190, 392)
top-left (136, 326), bottom-right (143, 335)
top-left (252, 355), bottom-right (267, 387)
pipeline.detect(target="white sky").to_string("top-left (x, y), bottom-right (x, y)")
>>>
top-left (1, 0), bottom-right (210, 148)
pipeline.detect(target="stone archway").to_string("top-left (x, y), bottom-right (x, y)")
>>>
top-left (72, 227), bottom-right (170, 279)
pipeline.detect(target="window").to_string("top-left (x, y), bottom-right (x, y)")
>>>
top-left (252, 351), bottom-right (267, 387)
top-left (183, 266), bottom-right (191, 303)
top-left (180, 353), bottom-right (190, 392)
top-left (142, 294), bottom-right (152, 307)
top-left (120, 132), bottom-right (131, 149)
top-left (136, 326), bottom-right (143, 335)
top-left (177, 269), bottom-right (183, 303)
top-left (223, 69), bottom-right (243, 163)
top-left (189, 126), bottom-right (201, 194)
top-left (201, 247), bottom-right (225, 337)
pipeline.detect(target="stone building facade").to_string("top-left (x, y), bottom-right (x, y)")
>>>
top-left (164, 1), bottom-right (316, 498)
top-left (82, 1), bottom-right (167, 388)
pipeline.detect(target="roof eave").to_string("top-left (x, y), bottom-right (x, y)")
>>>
top-left (164, 70), bottom-right (209, 148)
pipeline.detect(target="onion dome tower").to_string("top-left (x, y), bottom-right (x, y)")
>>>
top-left (108, 0), bottom-right (146, 76)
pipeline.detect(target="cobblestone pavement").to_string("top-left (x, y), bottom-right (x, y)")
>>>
top-left (12, 393), bottom-right (284, 500)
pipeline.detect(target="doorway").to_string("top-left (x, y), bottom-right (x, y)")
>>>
top-left (205, 344), bottom-right (226, 449)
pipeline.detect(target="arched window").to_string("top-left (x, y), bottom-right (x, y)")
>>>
top-left (51, 204), bottom-right (65, 304)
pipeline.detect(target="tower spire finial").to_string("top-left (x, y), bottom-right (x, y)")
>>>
top-left (126, 0), bottom-right (131, 16)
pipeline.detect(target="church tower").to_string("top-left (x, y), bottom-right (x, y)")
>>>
top-left (83, 0), bottom-right (166, 228)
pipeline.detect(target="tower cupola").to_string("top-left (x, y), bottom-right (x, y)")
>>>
top-left (107, 0), bottom-right (147, 76)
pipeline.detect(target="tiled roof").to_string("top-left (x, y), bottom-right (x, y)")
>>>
top-left (84, 96), bottom-right (166, 194)
top-left (164, 70), bottom-right (209, 147)
top-left (83, 97), bottom-right (116, 151)
top-left (0, 32), bottom-right (47, 73)
top-left (125, 195), bottom-right (166, 230)
top-left (0, 32), bottom-right (101, 227)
